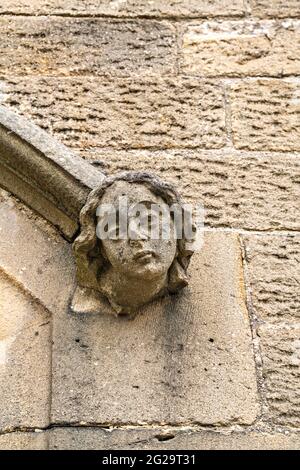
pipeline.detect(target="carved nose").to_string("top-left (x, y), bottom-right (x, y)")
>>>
top-left (128, 222), bottom-right (149, 242)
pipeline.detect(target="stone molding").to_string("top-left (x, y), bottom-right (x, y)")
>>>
top-left (0, 106), bottom-right (105, 240)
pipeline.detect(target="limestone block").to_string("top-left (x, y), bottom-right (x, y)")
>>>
top-left (0, 192), bottom-right (72, 431)
top-left (0, 272), bottom-right (51, 431)
top-left (0, 17), bottom-right (176, 77)
top-left (51, 232), bottom-right (259, 426)
top-left (4, 77), bottom-right (226, 150)
top-left (0, 1), bottom-right (246, 18)
top-left (250, 1), bottom-right (300, 18)
top-left (86, 149), bottom-right (300, 232)
top-left (0, 190), bottom-right (75, 315)
top-left (259, 325), bottom-right (300, 427)
top-left (243, 234), bottom-right (300, 321)
top-left (230, 79), bottom-right (300, 151)
top-left (49, 427), bottom-right (300, 450)
top-left (181, 20), bottom-right (300, 77)
top-left (0, 432), bottom-right (47, 450)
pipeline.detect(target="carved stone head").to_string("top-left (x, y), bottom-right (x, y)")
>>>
top-left (73, 172), bottom-right (195, 315)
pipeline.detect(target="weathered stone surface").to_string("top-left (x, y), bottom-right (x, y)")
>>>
top-left (49, 427), bottom-right (300, 450)
top-left (0, 272), bottom-right (51, 431)
top-left (230, 79), bottom-right (300, 151)
top-left (0, 106), bottom-right (104, 240)
top-left (0, 190), bottom-right (75, 316)
top-left (259, 325), bottom-right (300, 427)
top-left (73, 174), bottom-right (192, 315)
top-left (0, 193), bottom-right (73, 432)
top-left (0, 1), bottom-right (246, 18)
top-left (51, 232), bottom-right (259, 426)
top-left (0, 432), bottom-right (47, 450)
top-left (0, 191), bottom-right (259, 428)
top-left (181, 20), bottom-right (300, 77)
top-left (243, 234), bottom-right (300, 322)
top-left (0, 194), bottom-right (66, 432)
top-left (86, 149), bottom-right (300, 231)
top-left (4, 77), bottom-right (226, 150)
top-left (0, 17), bottom-right (176, 77)
top-left (250, 1), bottom-right (300, 18)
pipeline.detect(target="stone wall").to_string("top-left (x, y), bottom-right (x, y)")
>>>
top-left (0, 0), bottom-right (299, 449)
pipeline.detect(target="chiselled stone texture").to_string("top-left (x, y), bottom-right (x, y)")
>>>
top-left (4, 77), bottom-right (226, 150)
top-left (0, 1), bottom-right (246, 18)
top-left (243, 234), bottom-right (300, 322)
top-left (0, 17), bottom-right (176, 77)
top-left (250, 1), bottom-right (300, 18)
top-left (181, 20), bottom-right (300, 77)
top-left (230, 79), bottom-right (300, 152)
top-left (0, 432), bottom-right (48, 450)
top-left (51, 232), bottom-right (259, 426)
top-left (259, 325), bottom-right (300, 427)
top-left (49, 428), bottom-right (300, 450)
top-left (85, 149), bottom-right (300, 232)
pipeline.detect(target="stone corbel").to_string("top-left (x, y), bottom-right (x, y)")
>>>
top-left (0, 106), bottom-right (195, 315)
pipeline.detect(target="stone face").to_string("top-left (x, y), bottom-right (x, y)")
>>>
top-left (87, 149), bottom-right (300, 232)
top-left (49, 427), bottom-right (300, 450)
top-left (259, 325), bottom-right (300, 427)
top-left (0, 17), bottom-right (176, 77)
top-left (250, 1), bottom-right (300, 18)
top-left (0, 272), bottom-right (51, 431)
top-left (0, 1), bottom-right (246, 18)
top-left (230, 79), bottom-right (300, 151)
top-left (181, 20), bottom-right (300, 77)
top-left (0, 432), bottom-right (48, 450)
top-left (51, 232), bottom-right (259, 426)
top-left (73, 174), bottom-right (192, 315)
top-left (4, 77), bottom-right (226, 150)
top-left (243, 234), bottom-right (300, 322)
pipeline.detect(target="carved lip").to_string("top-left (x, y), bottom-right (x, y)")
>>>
top-left (133, 250), bottom-right (155, 262)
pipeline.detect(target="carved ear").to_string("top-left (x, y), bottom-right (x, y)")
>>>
top-left (73, 226), bottom-right (102, 291)
top-left (168, 259), bottom-right (189, 293)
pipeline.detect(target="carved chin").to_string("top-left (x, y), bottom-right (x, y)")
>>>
top-left (128, 261), bottom-right (168, 280)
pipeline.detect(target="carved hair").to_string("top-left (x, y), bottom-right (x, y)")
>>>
top-left (73, 171), bottom-right (194, 294)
